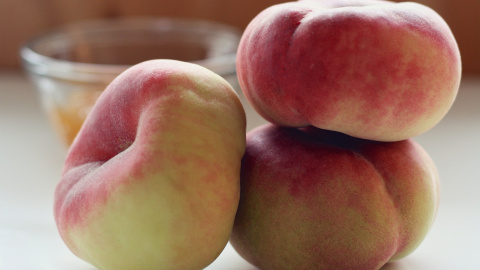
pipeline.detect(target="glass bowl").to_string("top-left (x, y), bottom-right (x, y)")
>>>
top-left (21, 17), bottom-right (241, 146)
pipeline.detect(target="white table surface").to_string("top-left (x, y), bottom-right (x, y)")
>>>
top-left (1, 69), bottom-right (479, 270)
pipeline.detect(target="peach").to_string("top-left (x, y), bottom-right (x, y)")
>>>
top-left (230, 124), bottom-right (439, 270)
top-left (236, 0), bottom-right (461, 141)
top-left (54, 60), bottom-right (246, 270)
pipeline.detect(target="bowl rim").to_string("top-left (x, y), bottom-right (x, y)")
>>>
top-left (20, 17), bottom-right (241, 83)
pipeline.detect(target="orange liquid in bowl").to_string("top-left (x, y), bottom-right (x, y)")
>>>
top-left (49, 90), bottom-right (103, 146)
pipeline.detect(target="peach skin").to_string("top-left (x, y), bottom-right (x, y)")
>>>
top-left (54, 60), bottom-right (246, 270)
top-left (231, 124), bottom-right (440, 270)
top-left (236, 0), bottom-right (461, 141)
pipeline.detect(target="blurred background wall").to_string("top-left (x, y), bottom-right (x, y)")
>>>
top-left (401, 0), bottom-right (479, 76)
top-left (1, 0), bottom-right (478, 76)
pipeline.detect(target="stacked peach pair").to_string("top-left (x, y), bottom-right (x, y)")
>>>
top-left (230, 0), bottom-right (461, 269)
top-left (52, 1), bottom-right (461, 269)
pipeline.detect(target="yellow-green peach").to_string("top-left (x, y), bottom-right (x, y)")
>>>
top-left (54, 60), bottom-right (246, 270)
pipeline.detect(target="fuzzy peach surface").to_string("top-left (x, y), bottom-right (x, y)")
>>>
top-left (236, 0), bottom-right (461, 141)
top-left (54, 60), bottom-right (246, 270)
top-left (231, 124), bottom-right (439, 270)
